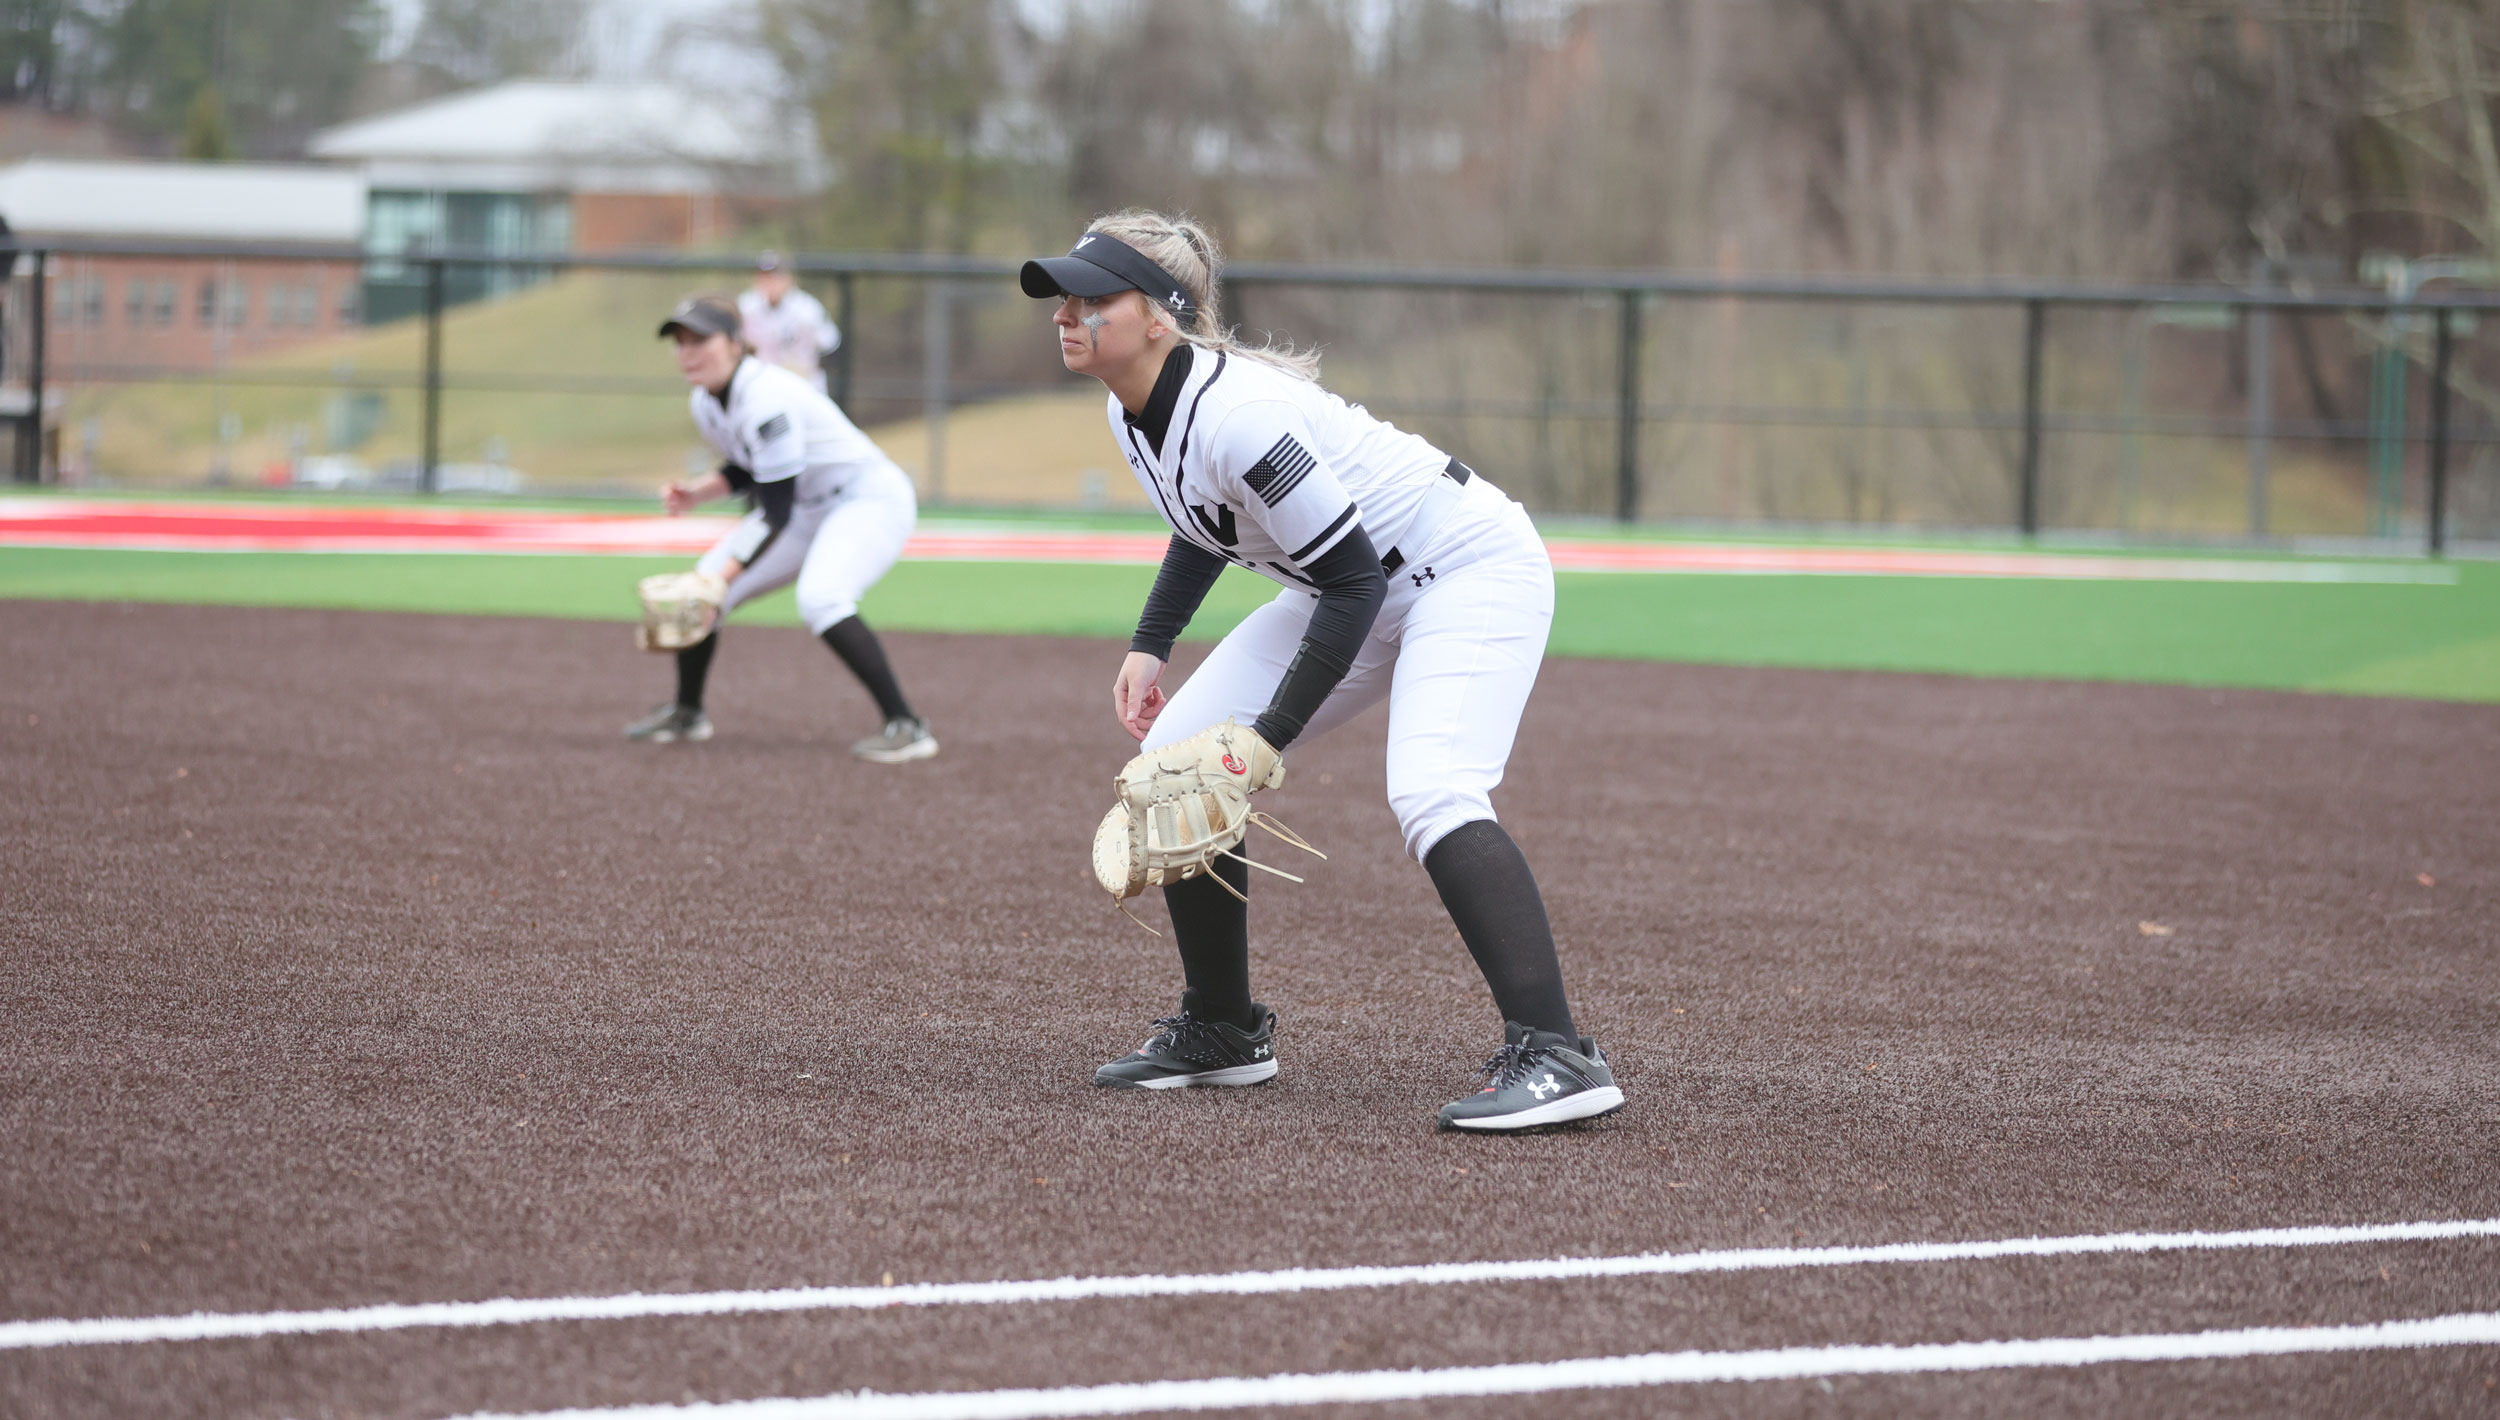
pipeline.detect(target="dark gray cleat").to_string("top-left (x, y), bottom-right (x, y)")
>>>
top-left (853, 716), bottom-right (938, 763)
top-left (625, 702), bottom-right (712, 743)
top-left (1095, 995), bottom-right (1278, 1089)
top-left (1438, 1021), bottom-right (1624, 1131)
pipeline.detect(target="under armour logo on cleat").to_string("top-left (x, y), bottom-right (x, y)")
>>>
top-left (1526, 1074), bottom-right (1561, 1100)
top-left (1410, 567), bottom-right (1435, 586)
top-left (1254, 1045), bottom-right (1270, 1058)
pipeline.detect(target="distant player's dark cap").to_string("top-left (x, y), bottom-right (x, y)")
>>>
top-left (659, 297), bottom-right (741, 340)
top-left (1020, 232), bottom-right (1195, 319)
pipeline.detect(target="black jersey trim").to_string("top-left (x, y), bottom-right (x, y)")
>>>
top-left (1127, 422), bottom-right (1186, 538)
top-left (1243, 433), bottom-right (1317, 507)
top-left (1121, 344), bottom-right (1193, 456)
top-left (1287, 504), bottom-right (1360, 563)
top-left (1162, 350), bottom-right (1229, 556)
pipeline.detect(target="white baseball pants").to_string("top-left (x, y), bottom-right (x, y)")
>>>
top-left (1142, 476), bottom-right (1554, 862)
top-left (698, 461), bottom-right (918, 634)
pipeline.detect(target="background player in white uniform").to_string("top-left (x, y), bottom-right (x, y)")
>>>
top-left (738, 252), bottom-right (842, 394)
top-left (1022, 211), bottom-right (1622, 1131)
top-left (628, 296), bottom-right (936, 764)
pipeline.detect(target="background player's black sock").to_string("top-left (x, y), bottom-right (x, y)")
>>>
top-left (819, 615), bottom-right (914, 721)
top-left (1165, 849), bottom-right (1257, 1030)
top-left (675, 631), bottom-right (719, 710)
top-left (1424, 819), bottom-right (1578, 1041)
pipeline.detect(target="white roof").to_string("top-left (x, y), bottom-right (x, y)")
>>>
top-left (0, 160), bottom-right (365, 243)
top-left (310, 81), bottom-right (813, 195)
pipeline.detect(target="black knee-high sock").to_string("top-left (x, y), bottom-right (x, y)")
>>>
top-left (1165, 848), bottom-right (1256, 1029)
top-left (675, 631), bottom-right (719, 710)
top-left (1424, 819), bottom-right (1577, 1040)
top-left (819, 615), bottom-right (914, 721)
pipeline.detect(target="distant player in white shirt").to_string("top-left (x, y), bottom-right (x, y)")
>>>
top-left (625, 296), bottom-right (935, 763)
top-left (737, 252), bottom-right (842, 395)
top-left (1021, 210), bottom-right (1621, 1131)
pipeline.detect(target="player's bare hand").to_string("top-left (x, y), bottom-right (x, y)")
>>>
top-left (1113, 652), bottom-right (1167, 741)
top-left (660, 481), bottom-right (696, 516)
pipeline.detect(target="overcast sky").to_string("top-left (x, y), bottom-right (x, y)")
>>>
top-left (378, 0), bottom-right (756, 78)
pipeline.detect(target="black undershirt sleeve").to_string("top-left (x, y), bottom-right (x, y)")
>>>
top-left (1251, 525), bottom-right (1386, 751)
top-left (729, 476), bottom-right (797, 565)
top-left (719, 461), bottom-right (755, 493)
top-left (1129, 536), bottom-right (1228, 661)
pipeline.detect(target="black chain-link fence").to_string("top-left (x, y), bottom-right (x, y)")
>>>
top-left (7, 240), bottom-right (2496, 554)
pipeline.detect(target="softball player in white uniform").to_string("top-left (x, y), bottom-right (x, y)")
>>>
top-left (739, 253), bottom-right (841, 394)
top-left (1023, 212), bottom-right (1622, 1130)
top-left (627, 296), bottom-right (936, 763)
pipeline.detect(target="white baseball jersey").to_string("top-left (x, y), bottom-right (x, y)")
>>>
top-left (691, 357), bottom-right (892, 501)
top-left (1117, 343), bottom-right (1554, 862)
top-left (1140, 456), bottom-right (1553, 862)
top-left (691, 357), bottom-right (916, 634)
top-left (738, 287), bottom-right (840, 390)
top-left (1110, 348), bottom-right (1455, 591)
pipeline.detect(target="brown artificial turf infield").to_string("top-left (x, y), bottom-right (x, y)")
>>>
top-left (2, 599), bottom-right (2497, 1420)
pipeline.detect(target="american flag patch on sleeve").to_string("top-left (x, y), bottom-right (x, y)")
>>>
top-left (1242, 434), bottom-right (1317, 507)
top-left (755, 414), bottom-right (791, 442)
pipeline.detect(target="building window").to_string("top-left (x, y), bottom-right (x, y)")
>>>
top-left (82, 279), bottom-right (104, 326)
top-left (198, 278), bottom-right (219, 326)
top-left (155, 281), bottom-right (177, 327)
top-left (52, 278), bottom-right (76, 325)
top-left (336, 284), bottom-right (361, 326)
top-left (125, 280), bottom-right (148, 327)
top-left (295, 284), bottom-right (320, 326)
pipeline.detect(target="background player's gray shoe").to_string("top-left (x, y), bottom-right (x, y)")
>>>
top-left (1095, 996), bottom-right (1278, 1088)
top-left (1438, 1022), bottom-right (1623, 1131)
top-left (853, 716), bottom-right (938, 763)
top-left (625, 702), bottom-right (712, 743)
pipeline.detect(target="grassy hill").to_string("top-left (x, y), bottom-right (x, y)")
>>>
top-left (59, 270), bottom-right (1142, 508)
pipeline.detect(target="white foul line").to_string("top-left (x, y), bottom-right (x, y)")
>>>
top-left (444, 1312), bottom-right (2500, 1419)
top-left (7, 1217), bottom-right (2497, 1352)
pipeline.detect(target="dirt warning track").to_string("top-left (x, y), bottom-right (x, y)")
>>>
top-left (0, 498), bottom-right (2451, 581)
top-left (2, 601), bottom-right (2496, 1418)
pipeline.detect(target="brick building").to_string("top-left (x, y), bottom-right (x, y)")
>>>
top-left (309, 82), bottom-right (815, 322)
top-left (0, 159), bottom-right (368, 376)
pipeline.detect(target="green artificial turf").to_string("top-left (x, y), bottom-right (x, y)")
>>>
top-left (2, 545), bottom-right (2495, 701)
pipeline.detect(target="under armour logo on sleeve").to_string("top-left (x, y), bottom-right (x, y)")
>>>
top-left (1241, 434), bottom-right (1317, 507)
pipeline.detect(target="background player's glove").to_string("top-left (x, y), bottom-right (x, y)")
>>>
top-left (1091, 718), bottom-right (1323, 933)
top-left (635, 570), bottom-right (728, 652)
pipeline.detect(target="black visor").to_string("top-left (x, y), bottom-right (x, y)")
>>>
top-left (1019, 233), bottom-right (1196, 319)
top-left (659, 296), bottom-right (741, 340)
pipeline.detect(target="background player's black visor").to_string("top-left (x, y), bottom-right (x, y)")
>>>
top-left (659, 297), bottom-right (741, 340)
top-left (1019, 234), bottom-right (1195, 318)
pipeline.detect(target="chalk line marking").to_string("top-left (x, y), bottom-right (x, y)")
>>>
top-left (6, 1218), bottom-right (2495, 1352)
top-left (442, 1312), bottom-right (2500, 1418)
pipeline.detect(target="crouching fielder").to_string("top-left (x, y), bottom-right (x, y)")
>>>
top-left (1023, 212), bottom-right (1620, 1131)
top-left (628, 296), bottom-right (936, 764)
